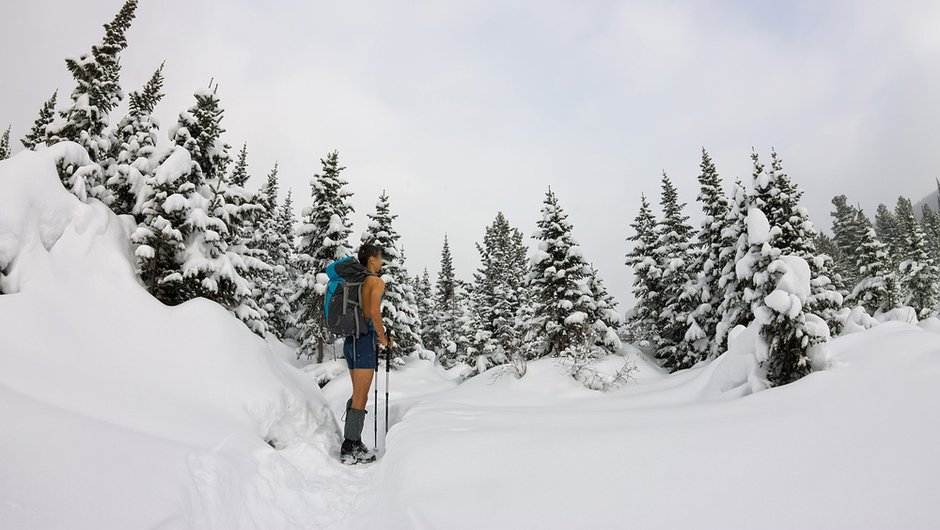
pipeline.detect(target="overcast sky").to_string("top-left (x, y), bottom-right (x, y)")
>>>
top-left (2, 0), bottom-right (939, 309)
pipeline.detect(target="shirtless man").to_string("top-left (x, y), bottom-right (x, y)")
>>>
top-left (341, 243), bottom-right (394, 464)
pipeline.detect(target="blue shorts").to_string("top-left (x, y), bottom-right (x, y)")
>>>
top-left (344, 327), bottom-right (378, 369)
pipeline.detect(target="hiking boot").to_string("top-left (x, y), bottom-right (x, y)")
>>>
top-left (341, 438), bottom-right (376, 464)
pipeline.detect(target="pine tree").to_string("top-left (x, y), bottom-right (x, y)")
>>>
top-left (920, 204), bottom-right (940, 263)
top-left (108, 63), bottom-right (165, 220)
top-left (680, 148), bottom-right (731, 365)
top-left (430, 235), bottom-right (459, 365)
top-left (714, 178), bottom-right (752, 356)
top-left (895, 196), bottom-right (939, 319)
top-left (465, 212), bottom-right (530, 373)
top-left (830, 195), bottom-right (863, 287)
top-left (624, 193), bottom-right (661, 348)
top-left (520, 187), bottom-right (612, 369)
top-left (763, 150), bottom-right (843, 335)
top-left (874, 203), bottom-right (901, 261)
top-left (582, 262), bottom-right (623, 353)
top-left (0, 126), bottom-right (10, 160)
top-left (20, 90), bottom-right (58, 151)
top-left (360, 190), bottom-right (423, 363)
top-left (294, 150), bottom-right (355, 361)
top-left (132, 87), bottom-right (268, 335)
top-left (45, 0), bottom-right (139, 204)
top-left (452, 278), bottom-right (480, 369)
top-left (760, 253), bottom-right (828, 387)
top-left (846, 215), bottom-right (895, 315)
top-left (414, 268), bottom-right (437, 355)
top-left (652, 172), bottom-right (696, 371)
top-left (254, 164), bottom-right (295, 339)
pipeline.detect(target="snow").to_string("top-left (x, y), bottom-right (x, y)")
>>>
top-left (745, 207), bottom-right (771, 245)
top-left (3, 147), bottom-right (940, 529)
top-left (0, 148), bottom-right (345, 529)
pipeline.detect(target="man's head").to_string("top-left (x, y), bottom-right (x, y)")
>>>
top-left (357, 244), bottom-right (384, 274)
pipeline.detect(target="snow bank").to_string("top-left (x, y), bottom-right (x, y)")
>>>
top-left (357, 320), bottom-right (940, 530)
top-left (0, 147), bottom-right (349, 529)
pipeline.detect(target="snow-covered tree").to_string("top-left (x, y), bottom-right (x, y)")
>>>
top-left (45, 0), bottom-right (139, 204)
top-left (519, 187), bottom-right (615, 371)
top-left (582, 262), bottom-right (623, 353)
top-left (132, 87), bottom-right (268, 335)
top-left (20, 90), bottom-right (58, 151)
top-left (294, 150), bottom-right (355, 360)
top-left (465, 212), bottom-right (529, 373)
top-left (254, 166), bottom-right (296, 339)
top-left (845, 217), bottom-right (896, 315)
top-left (108, 63), bottom-right (165, 220)
top-left (760, 150), bottom-right (843, 335)
top-left (920, 204), bottom-right (940, 263)
top-left (830, 195), bottom-right (863, 287)
top-left (0, 126), bottom-right (10, 160)
top-left (651, 172), bottom-right (697, 371)
top-left (414, 268), bottom-right (436, 355)
top-left (359, 190), bottom-right (423, 363)
top-left (894, 196), bottom-right (939, 319)
top-left (759, 251), bottom-right (829, 387)
top-left (714, 178), bottom-right (752, 356)
top-left (680, 148), bottom-right (731, 365)
top-left (874, 203), bottom-right (902, 260)
top-left (451, 278), bottom-right (479, 369)
top-left (428, 234), bottom-right (459, 363)
top-left (624, 193), bottom-right (661, 348)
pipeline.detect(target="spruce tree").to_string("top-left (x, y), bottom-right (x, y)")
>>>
top-left (714, 178), bottom-right (753, 356)
top-left (652, 172), bottom-right (696, 371)
top-left (466, 212), bottom-right (530, 373)
top-left (846, 217), bottom-right (895, 315)
top-left (582, 262), bottom-right (623, 352)
top-left (895, 196), bottom-right (939, 319)
top-left (108, 63), bottom-right (165, 220)
top-left (874, 203), bottom-right (901, 260)
top-left (830, 195), bottom-right (863, 287)
top-left (624, 193), bottom-right (661, 348)
top-left (20, 90), bottom-right (57, 151)
top-left (268, 188), bottom-right (299, 340)
top-left (520, 187), bottom-right (613, 369)
top-left (0, 126), bottom-right (10, 160)
top-left (255, 164), bottom-right (294, 339)
top-left (294, 150), bottom-right (355, 360)
top-left (359, 190), bottom-right (423, 363)
top-left (414, 268), bottom-right (437, 356)
top-left (45, 0), bottom-right (139, 204)
top-left (920, 204), bottom-right (940, 263)
top-left (431, 234), bottom-right (459, 365)
top-left (132, 87), bottom-right (268, 335)
top-left (680, 148), bottom-right (730, 365)
top-left (763, 150), bottom-right (843, 335)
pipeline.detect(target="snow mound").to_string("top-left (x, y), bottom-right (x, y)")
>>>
top-left (0, 146), bottom-right (349, 529)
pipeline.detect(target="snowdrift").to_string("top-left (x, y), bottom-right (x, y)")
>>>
top-left (0, 146), bottom-right (347, 529)
top-left (352, 322), bottom-right (940, 530)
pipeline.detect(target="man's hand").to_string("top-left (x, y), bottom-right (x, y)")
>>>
top-left (378, 334), bottom-right (394, 350)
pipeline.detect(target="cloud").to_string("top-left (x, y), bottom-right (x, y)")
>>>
top-left (1, 0), bottom-right (938, 310)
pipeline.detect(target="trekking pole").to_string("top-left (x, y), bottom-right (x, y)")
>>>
top-left (385, 328), bottom-right (392, 441)
top-left (373, 334), bottom-right (378, 452)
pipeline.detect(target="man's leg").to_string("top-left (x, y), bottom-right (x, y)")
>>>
top-left (350, 368), bottom-right (374, 409)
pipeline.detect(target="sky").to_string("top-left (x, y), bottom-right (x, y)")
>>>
top-left (2, 0), bottom-right (939, 309)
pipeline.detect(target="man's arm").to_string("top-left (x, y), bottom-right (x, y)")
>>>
top-left (363, 275), bottom-right (388, 347)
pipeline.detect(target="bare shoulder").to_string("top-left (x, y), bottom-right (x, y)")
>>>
top-left (365, 274), bottom-right (385, 289)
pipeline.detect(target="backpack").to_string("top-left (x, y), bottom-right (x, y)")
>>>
top-left (323, 256), bottom-right (374, 337)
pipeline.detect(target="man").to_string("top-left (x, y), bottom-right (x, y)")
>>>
top-left (341, 243), bottom-right (395, 464)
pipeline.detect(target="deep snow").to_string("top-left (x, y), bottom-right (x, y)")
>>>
top-left (2, 146), bottom-right (940, 529)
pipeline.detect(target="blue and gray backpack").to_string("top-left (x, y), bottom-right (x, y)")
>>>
top-left (323, 256), bottom-right (374, 338)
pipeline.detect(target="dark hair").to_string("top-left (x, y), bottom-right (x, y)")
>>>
top-left (357, 244), bottom-right (383, 267)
